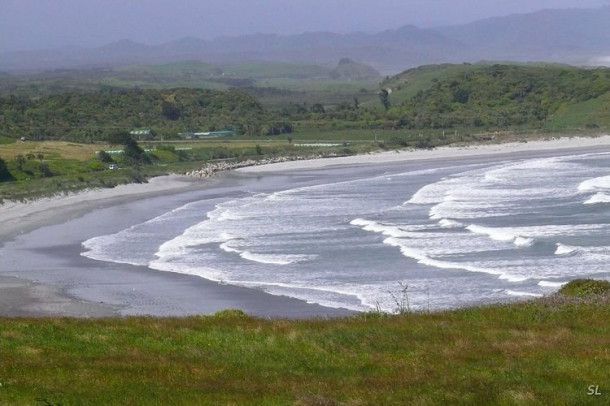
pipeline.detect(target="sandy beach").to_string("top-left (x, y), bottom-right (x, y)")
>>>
top-left (0, 175), bottom-right (203, 317)
top-left (237, 134), bottom-right (610, 173)
top-left (2, 134), bottom-right (610, 318)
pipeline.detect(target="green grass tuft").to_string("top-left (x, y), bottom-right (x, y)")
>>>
top-left (559, 279), bottom-right (610, 297)
top-left (212, 309), bottom-right (249, 319)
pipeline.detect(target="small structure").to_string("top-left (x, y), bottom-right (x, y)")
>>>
top-left (130, 129), bottom-right (152, 139)
top-left (108, 164), bottom-right (118, 170)
top-left (178, 130), bottom-right (235, 139)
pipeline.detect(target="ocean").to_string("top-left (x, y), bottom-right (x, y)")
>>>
top-left (79, 150), bottom-right (610, 313)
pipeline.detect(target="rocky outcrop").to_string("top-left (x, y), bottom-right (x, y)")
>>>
top-left (185, 154), bottom-right (340, 178)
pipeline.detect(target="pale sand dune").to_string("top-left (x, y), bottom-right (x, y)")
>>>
top-left (237, 135), bottom-right (610, 173)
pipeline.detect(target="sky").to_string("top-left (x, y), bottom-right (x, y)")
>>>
top-left (1, 0), bottom-right (610, 52)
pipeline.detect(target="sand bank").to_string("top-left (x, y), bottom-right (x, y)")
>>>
top-left (0, 174), bottom-right (197, 244)
top-left (237, 135), bottom-right (610, 173)
top-left (0, 175), bottom-right (201, 317)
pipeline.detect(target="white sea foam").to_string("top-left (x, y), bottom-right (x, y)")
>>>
top-left (466, 224), bottom-right (517, 242)
top-left (218, 240), bottom-right (241, 254)
top-left (466, 225), bottom-right (535, 247)
top-left (148, 258), bottom-right (228, 283)
top-left (382, 237), bottom-right (526, 282)
top-left (406, 177), bottom-right (458, 205)
top-left (81, 200), bottom-right (202, 266)
top-left (220, 240), bottom-right (316, 265)
top-left (578, 175), bottom-right (610, 192)
top-left (350, 218), bottom-right (414, 238)
top-left (584, 192), bottom-right (610, 205)
top-left (514, 236), bottom-right (535, 247)
top-left (239, 251), bottom-right (314, 265)
top-left (554, 243), bottom-right (580, 256)
top-left (81, 236), bottom-right (148, 267)
top-left (505, 290), bottom-right (543, 298)
top-left (538, 280), bottom-right (568, 288)
top-left (408, 155), bottom-right (596, 221)
top-left (438, 219), bottom-right (463, 228)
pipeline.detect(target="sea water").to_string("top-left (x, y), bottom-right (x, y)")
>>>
top-left (81, 152), bottom-right (610, 312)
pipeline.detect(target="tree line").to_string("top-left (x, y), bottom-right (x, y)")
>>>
top-left (0, 88), bottom-right (267, 142)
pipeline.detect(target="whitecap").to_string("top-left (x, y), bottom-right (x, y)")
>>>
top-left (578, 175), bottom-right (610, 192)
top-left (239, 251), bottom-right (315, 265)
top-left (538, 280), bottom-right (568, 288)
top-left (350, 218), bottom-right (413, 238)
top-left (554, 243), bottom-right (580, 256)
top-left (506, 290), bottom-right (543, 298)
top-left (514, 236), bottom-right (535, 247)
top-left (220, 240), bottom-right (316, 265)
top-left (466, 224), bottom-right (518, 242)
top-left (584, 192), bottom-right (610, 205)
top-left (438, 219), bottom-right (463, 228)
top-left (382, 237), bottom-right (526, 282)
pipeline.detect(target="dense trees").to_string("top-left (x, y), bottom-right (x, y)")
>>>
top-left (161, 100), bottom-right (181, 120)
top-left (380, 64), bottom-right (610, 130)
top-left (0, 88), bottom-right (266, 141)
top-left (379, 89), bottom-right (391, 111)
top-left (0, 157), bottom-right (13, 181)
top-left (108, 131), bottom-right (151, 166)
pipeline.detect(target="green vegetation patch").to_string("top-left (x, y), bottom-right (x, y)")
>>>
top-left (373, 63), bottom-right (610, 133)
top-left (0, 88), bottom-right (265, 141)
top-left (0, 135), bottom-right (16, 145)
top-left (0, 287), bottom-right (608, 405)
top-left (559, 279), bottom-right (610, 297)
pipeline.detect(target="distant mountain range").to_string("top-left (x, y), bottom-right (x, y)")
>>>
top-left (3, 6), bottom-right (610, 74)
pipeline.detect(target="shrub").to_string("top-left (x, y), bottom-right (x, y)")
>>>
top-left (212, 309), bottom-right (249, 319)
top-left (0, 157), bottom-right (14, 181)
top-left (558, 279), bottom-right (610, 297)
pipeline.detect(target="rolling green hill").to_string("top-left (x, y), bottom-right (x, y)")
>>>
top-left (380, 63), bottom-right (610, 130)
top-left (119, 60), bottom-right (222, 76)
top-left (0, 59), bottom-right (382, 111)
top-left (329, 58), bottom-right (381, 79)
top-left (3, 62), bottom-right (610, 145)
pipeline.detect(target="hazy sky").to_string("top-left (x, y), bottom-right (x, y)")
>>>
top-left (1, 0), bottom-right (609, 52)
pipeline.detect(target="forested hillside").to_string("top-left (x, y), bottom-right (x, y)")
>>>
top-left (0, 88), bottom-right (266, 141)
top-left (3, 63), bottom-right (610, 144)
top-left (380, 64), bottom-right (610, 130)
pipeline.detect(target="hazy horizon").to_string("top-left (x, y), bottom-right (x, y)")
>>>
top-left (2, 0), bottom-right (610, 53)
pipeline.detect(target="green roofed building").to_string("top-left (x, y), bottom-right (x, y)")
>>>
top-left (178, 130), bottom-right (235, 139)
top-left (130, 129), bottom-right (152, 137)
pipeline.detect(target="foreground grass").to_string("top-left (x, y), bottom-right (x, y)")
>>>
top-left (0, 289), bottom-right (608, 405)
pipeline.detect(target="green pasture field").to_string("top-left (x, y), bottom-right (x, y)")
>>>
top-left (0, 281), bottom-right (607, 405)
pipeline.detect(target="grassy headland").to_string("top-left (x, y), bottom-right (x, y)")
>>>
top-left (0, 281), bottom-right (607, 405)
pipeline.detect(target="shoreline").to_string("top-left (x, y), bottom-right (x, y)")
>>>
top-left (0, 174), bottom-right (204, 245)
top-left (2, 134), bottom-right (610, 318)
top-left (237, 134), bottom-right (610, 173)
